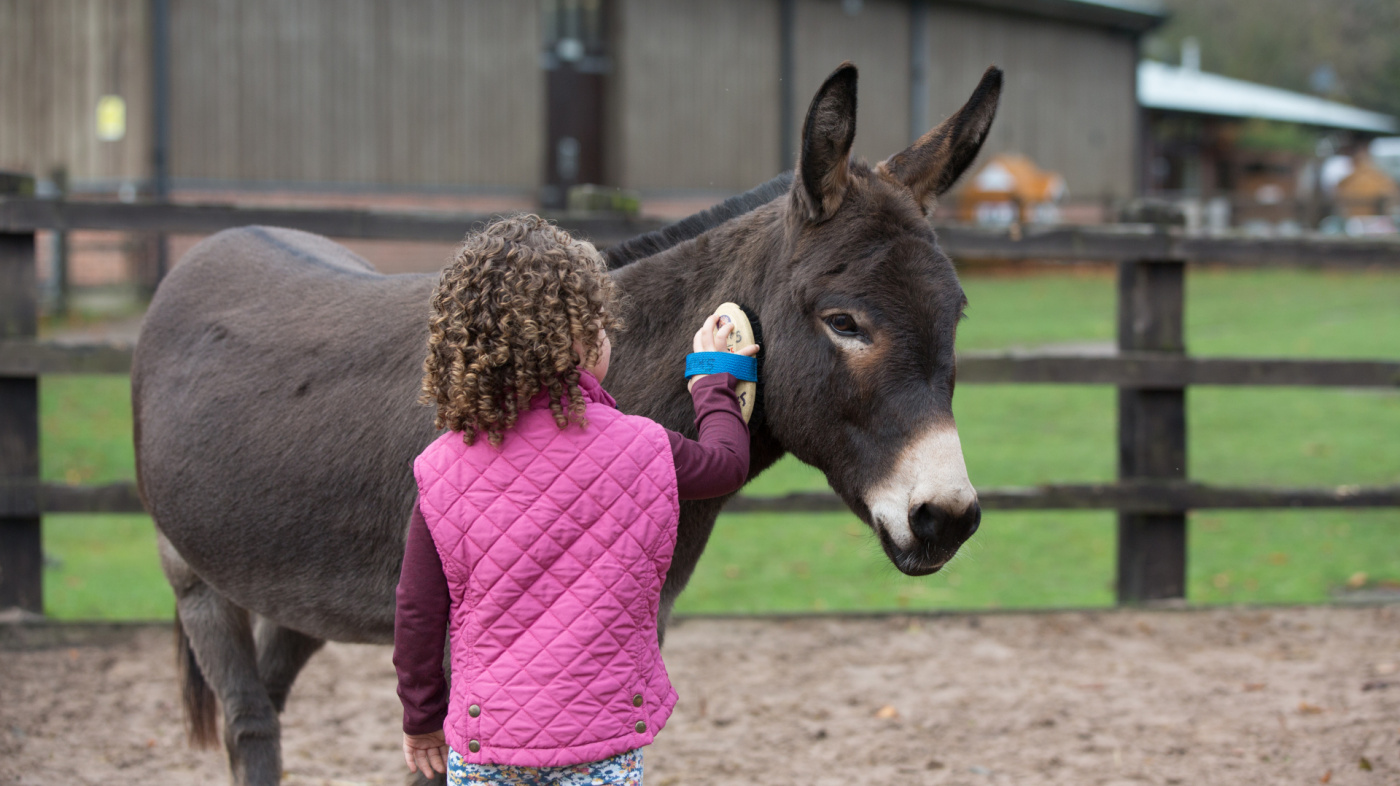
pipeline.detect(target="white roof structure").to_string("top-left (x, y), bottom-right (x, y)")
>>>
top-left (1138, 60), bottom-right (1398, 134)
top-left (1373, 137), bottom-right (1400, 182)
top-left (957, 0), bottom-right (1165, 32)
top-left (1072, 0), bottom-right (1164, 13)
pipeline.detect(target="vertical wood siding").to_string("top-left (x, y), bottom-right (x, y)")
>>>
top-left (794, 0), bottom-right (911, 169)
top-left (609, 0), bottom-right (781, 191)
top-left (923, 3), bottom-right (1138, 200)
top-left (0, 0), bottom-right (151, 185)
top-left (169, 0), bottom-right (543, 189)
top-left (2, 1), bottom-right (1140, 197)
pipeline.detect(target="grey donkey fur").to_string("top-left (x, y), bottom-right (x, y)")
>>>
top-left (133, 63), bottom-right (1000, 784)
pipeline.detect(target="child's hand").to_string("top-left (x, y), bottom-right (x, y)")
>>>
top-left (690, 314), bottom-right (760, 391)
top-left (403, 729), bottom-right (449, 778)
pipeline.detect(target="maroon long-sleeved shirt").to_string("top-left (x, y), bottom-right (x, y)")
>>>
top-left (393, 373), bottom-right (750, 735)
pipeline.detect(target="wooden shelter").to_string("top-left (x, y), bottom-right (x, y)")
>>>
top-left (1139, 59), bottom-right (1398, 229)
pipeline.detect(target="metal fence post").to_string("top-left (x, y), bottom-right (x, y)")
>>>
top-left (1116, 258), bottom-right (1188, 602)
top-left (0, 224), bottom-right (41, 613)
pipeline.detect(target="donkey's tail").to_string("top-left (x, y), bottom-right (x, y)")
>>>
top-left (175, 611), bottom-right (220, 748)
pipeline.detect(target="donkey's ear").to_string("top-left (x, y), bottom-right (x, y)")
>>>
top-left (792, 62), bottom-right (858, 223)
top-left (879, 66), bottom-right (1002, 213)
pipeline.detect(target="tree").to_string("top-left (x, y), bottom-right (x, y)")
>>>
top-left (1143, 0), bottom-right (1400, 119)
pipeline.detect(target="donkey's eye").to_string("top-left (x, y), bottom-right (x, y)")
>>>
top-left (824, 314), bottom-right (859, 336)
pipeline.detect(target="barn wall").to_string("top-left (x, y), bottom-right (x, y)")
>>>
top-left (168, 0), bottom-right (543, 189)
top-left (0, 0), bottom-right (151, 186)
top-left (793, 0), bottom-right (912, 169)
top-left (923, 2), bottom-right (1139, 201)
top-left (608, 0), bottom-right (782, 191)
top-left (612, 0), bottom-right (1139, 199)
top-left (0, 0), bottom-right (1143, 199)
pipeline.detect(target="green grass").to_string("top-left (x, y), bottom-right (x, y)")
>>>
top-left (42, 514), bottom-right (172, 619)
top-left (38, 374), bottom-right (163, 619)
top-left (674, 511), bottom-right (1118, 614)
top-left (37, 268), bottom-right (1400, 619)
top-left (41, 374), bottom-right (135, 485)
top-left (1189, 510), bottom-right (1400, 604)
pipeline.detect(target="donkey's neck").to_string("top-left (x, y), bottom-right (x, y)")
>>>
top-left (606, 200), bottom-right (788, 478)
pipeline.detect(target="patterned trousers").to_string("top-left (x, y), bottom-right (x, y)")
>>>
top-left (446, 746), bottom-right (643, 786)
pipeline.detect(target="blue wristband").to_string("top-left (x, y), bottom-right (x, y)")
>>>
top-left (685, 352), bottom-right (758, 382)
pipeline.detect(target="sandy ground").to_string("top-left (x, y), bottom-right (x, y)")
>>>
top-left (2, 605), bottom-right (1398, 786)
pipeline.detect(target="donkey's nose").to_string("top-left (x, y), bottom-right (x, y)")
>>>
top-left (909, 501), bottom-right (981, 545)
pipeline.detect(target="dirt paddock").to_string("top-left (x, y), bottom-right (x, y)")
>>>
top-left (2, 605), bottom-right (1397, 785)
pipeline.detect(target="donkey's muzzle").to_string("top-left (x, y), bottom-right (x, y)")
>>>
top-left (910, 500), bottom-right (981, 551)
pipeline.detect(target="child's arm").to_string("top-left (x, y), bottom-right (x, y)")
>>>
top-left (393, 503), bottom-right (451, 777)
top-left (666, 314), bottom-right (757, 499)
top-left (668, 373), bottom-right (750, 499)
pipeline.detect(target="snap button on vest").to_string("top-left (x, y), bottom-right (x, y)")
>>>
top-left (635, 721), bottom-right (647, 733)
top-left (468, 704), bottom-right (481, 717)
top-left (468, 740), bottom-right (480, 753)
top-left (632, 694), bottom-right (644, 707)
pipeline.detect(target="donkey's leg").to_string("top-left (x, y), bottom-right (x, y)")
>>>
top-left (252, 616), bottom-right (325, 713)
top-left (178, 588), bottom-right (283, 785)
top-left (160, 538), bottom-right (282, 785)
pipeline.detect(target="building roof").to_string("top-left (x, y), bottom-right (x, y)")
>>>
top-left (1139, 60), bottom-right (1398, 134)
top-left (945, 0), bottom-right (1167, 34)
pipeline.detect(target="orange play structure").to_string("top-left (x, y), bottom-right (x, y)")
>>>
top-left (956, 153), bottom-right (1067, 225)
top-left (1335, 152), bottom-right (1400, 218)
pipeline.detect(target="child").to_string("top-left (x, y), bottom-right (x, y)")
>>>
top-left (393, 214), bottom-right (758, 785)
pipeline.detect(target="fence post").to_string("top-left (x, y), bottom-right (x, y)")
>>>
top-left (1116, 258), bottom-right (1187, 602)
top-left (49, 165), bottom-right (70, 316)
top-left (0, 182), bottom-right (41, 612)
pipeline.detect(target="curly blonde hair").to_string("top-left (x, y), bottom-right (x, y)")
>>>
top-left (420, 215), bottom-right (622, 446)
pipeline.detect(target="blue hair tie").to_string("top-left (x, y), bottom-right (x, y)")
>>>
top-left (685, 352), bottom-right (758, 382)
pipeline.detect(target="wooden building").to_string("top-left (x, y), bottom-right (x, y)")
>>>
top-left (1, 0), bottom-right (1162, 204)
top-left (0, 0), bottom-right (151, 188)
top-left (1139, 59), bottom-right (1398, 230)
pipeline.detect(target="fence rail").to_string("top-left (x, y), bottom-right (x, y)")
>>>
top-left (5, 340), bottom-right (1400, 386)
top-left (3, 197), bottom-right (1399, 613)
top-left (4, 479), bottom-right (1398, 519)
top-left (936, 224), bottom-right (1400, 266)
top-left (6, 197), bottom-right (1400, 264)
top-left (0, 197), bottom-right (667, 246)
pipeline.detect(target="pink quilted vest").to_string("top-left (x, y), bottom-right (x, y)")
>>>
top-left (413, 372), bottom-right (680, 768)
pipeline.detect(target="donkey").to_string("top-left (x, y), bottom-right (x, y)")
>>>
top-left (132, 62), bottom-right (999, 785)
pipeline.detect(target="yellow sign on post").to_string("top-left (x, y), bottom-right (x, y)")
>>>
top-left (96, 95), bottom-right (126, 141)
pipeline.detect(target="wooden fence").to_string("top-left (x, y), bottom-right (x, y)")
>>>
top-left (3, 197), bottom-right (1400, 614)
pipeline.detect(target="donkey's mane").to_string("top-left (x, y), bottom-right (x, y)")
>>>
top-left (604, 172), bottom-right (794, 270)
